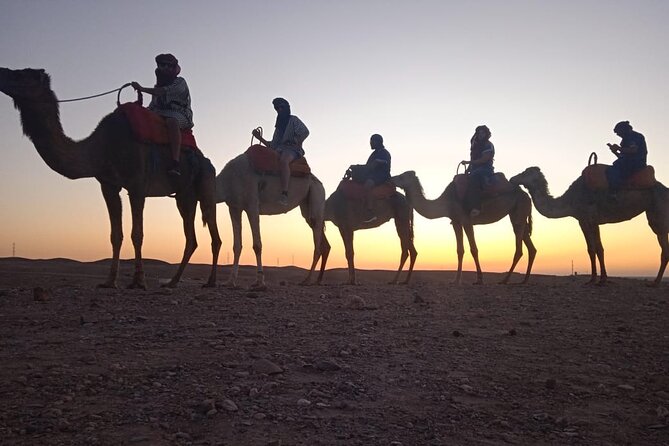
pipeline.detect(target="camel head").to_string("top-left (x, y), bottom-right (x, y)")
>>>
top-left (391, 170), bottom-right (418, 190)
top-left (0, 68), bottom-right (52, 103)
top-left (509, 167), bottom-right (543, 187)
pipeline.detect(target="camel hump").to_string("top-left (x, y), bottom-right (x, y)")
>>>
top-left (118, 102), bottom-right (198, 150)
top-left (245, 144), bottom-right (311, 177)
top-left (581, 164), bottom-right (656, 191)
top-left (337, 179), bottom-right (396, 201)
top-left (453, 172), bottom-right (514, 201)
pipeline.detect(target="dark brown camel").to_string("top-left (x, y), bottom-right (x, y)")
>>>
top-left (0, 67), bottom-right (221, 289)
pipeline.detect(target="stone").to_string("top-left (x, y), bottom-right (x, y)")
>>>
top-left (221, 399), bottom-right (238, 411)
top-left (252, 358), bottom-right (284, 375)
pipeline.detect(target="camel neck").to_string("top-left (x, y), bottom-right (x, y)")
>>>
top-left (525, 177), bottom-right (575, 219)
top-left (403, 178), bottom-right (451, 220)
top-left (17, 95), bottom-right (99, 180)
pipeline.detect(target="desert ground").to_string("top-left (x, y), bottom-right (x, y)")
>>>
top-left (0, 257), bottom-right (668, 446)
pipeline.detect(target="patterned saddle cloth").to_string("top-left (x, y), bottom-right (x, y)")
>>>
top-left (581, 164), bottom-right (656, 191)
top-left (453, 172), bottom-right (514, 201)
top-left (337, 179), bottom-right (396, 201)
top-left (118, 103), bottom-right (198, 150)
top-left (245, 144), bottom-right (311, 177)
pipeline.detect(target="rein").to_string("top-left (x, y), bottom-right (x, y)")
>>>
top-left (251, 126), bottom-right (263, 146)
top-left (57, 82), bottom-right (142, 106)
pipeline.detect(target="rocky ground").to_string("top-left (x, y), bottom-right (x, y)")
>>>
top-left (0, 258), bottom-right (668, 446)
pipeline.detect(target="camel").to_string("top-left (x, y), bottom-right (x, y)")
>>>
top-left (323, 186), bottom-right (417, 285)
top-left (0, 67), bottom-right (221, 289)
top-left (214, 155), bottom-right (330, 290)
top-left (391, 171), bottom-right (536, 285)
top-left (510, 166), bottom-right (669, 287)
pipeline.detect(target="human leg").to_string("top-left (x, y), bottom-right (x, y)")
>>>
top-left (278, 149), bottom-right (297, 205)
top-left (363, 179), bottom-right (377, 223)
top-left (165, 117), bottom-right (182, 175)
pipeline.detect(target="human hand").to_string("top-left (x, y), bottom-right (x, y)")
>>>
top-left (460, 160), bottom-right (469, 165)
top-left (131, 81), bottom-right (141, 91)
top-left (252, 128), bottom-right (262, 139)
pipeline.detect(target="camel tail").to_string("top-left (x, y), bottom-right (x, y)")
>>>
top-left (409, 208), bottom-right (415, 243)
top-left (527, 210), bottom-right (533, 236)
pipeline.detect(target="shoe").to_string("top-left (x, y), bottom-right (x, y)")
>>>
top-left (470, 208), bottom-right (481, 217)
top-left (278, 192), bottom-right (289, 207)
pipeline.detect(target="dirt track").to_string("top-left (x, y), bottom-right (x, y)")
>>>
top-left (0, 258), bottom-right (668, 445)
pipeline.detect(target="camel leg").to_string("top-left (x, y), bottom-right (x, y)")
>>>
top-left (401, 239), bottom-right (418, 285)
top-left (520, 229), bottom-right (537, 284)
top-left (316, 230), bottom-right (331, 285)
top-left (247, 209), bottom-right (266, 291)
top-left (202, 204), bottom-right (221, 288)
top-left (500, 220), bottom-right (525, 285)
top-left (165, 196), bottom-right (198, 288)
top-left (452, 222), bottom-right (465, 285)
top-left (98, 183), bottom-right (123, 289)
top-left (463, 224), bottom-right (483, 285)
top-left (300, 211), bottom-right (324, 286)
top-left (579, 221), bottom-right (599, 285)
top-left (225, 206), bottom-right (243, 288)
top-left (393, 210), bottom-right (417, 285)
top-left (651, 232), bottom-right (668, 287)
top-left (339, 227), bottom-right (357, 285)
top-left (127, 193), bottom-right (147, 290)
top-left (592, 225), bottom-right (608, 285)
top-left (197, 175), bottom-right (221, 288)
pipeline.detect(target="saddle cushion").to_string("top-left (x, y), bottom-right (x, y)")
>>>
top-left (581, 164), bottom-right (656, 191)
top-left (337, 179), bottom-right (396, 201)
top-left (245, 144), bottom-right (311, 177)
top-left (118, 102), bottom-right (198, 150)
top-left (453, 172), bottom-right (514, 201)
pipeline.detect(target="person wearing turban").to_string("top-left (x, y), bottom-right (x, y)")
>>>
top-left (461, 125), bottom-right (495, 217)
top-left (252, 98), bottom-right (310, 206)
top-left (605, 121), bottom-right (648, 193)
top-left (132, 53), bottom-right (194, 176)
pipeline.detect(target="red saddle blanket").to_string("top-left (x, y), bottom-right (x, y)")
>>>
top-left (581, 164), bottom-right (656, 191)
top-left (118, 103), bottom-right (198, 150)
top-left (245, 144), bottom-right (311, 177)
top-left (337, 179), bottom-right (396, 201)
top-left (454, 173), bottom-right (514, 201)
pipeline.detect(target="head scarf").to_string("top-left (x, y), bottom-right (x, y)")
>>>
top-left (370, 134), bottom-right (384, 149)
top-left (614, 121), bottom-right (632, 133)
top-left (154, 53), bottom-right (181, 87)
top-left (273, 97), bottom-right (291, 137)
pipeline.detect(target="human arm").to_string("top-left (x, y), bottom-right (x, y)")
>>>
top-left (131, 82), bottom-right (165, 97)
top-left (252, 128), bottom-right (270, 147)
top-left (462, 150), bottom-right (494, 167)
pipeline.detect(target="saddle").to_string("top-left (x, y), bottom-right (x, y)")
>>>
top-left (118, 102), bottom-right (198, 151)
top-left (337, 179), bottom-right (396, 201)
top-left (245, 144), bottom-right (311, 177)
top-left (453, 172), bottom-right (514, 201)
top-left (581, 164), bottom-right (656, 191)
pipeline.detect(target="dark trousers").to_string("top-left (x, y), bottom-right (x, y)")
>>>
top-left (464, 169), bottom-right (493, 211)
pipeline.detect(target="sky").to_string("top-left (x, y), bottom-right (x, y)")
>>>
top-left (1, 0), bottom-right (668, 277)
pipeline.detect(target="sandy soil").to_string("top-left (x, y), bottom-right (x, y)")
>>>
top-left (0, 258), bottom-right (668, 446)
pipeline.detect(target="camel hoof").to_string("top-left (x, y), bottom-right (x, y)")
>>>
top-left (128, 282), bottom-right (148, 290)
top-left (249, 284), bottom-right (267, 292)
top-left (161, 281), bottom-right (178, 289)
top-left (96, 282), bottom-right (118, 289)
top-left (202, 281), bottom-right (217, 289)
